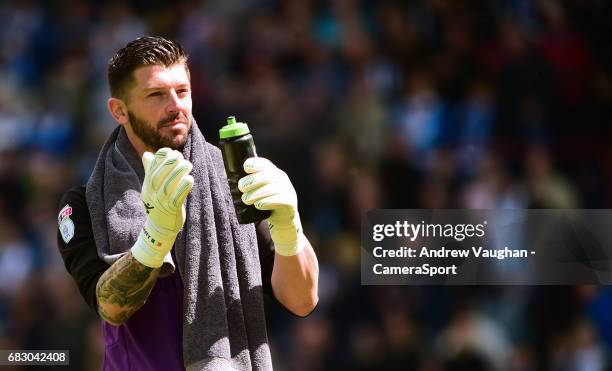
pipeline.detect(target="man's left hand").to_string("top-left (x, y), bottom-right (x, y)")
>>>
top-left (238, 157), bottom-right (305, 256)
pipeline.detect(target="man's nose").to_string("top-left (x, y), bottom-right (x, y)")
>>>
top-left (166, 90), bottom-right (183, 114)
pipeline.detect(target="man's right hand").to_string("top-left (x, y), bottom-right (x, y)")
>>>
top-left (131, 148), bottom-right (194, 268)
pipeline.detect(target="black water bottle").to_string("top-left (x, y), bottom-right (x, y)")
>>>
top-left (219, 116), bottom-right (271, 224)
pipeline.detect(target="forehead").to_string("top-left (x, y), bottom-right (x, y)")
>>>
top-left (131, 64), bottom-right (190, 90)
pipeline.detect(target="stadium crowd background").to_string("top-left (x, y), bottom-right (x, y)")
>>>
top-left (1, 0), bottom-right (612, 370)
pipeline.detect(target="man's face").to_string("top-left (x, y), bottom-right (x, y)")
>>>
top-left (124, 63), bottom-right (193, 151)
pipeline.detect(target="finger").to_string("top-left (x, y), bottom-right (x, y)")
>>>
top-left (151, 147), bottom-right (173, 171)
top-left (243, 157), bottom-right (275, 174)
top-left (151, 150), bottom-right (183, 190)
top-left (241, 183), bottom-right (280, 205)
top-left (163, 159), bottom-right (193, 196)
top-left (252, 193), bottom-right (291, 210)
top-left (238, 169), bottom-right (278, 193)
top-left (142, 152), bottom-right (155, 173)
top-left (171, 174), bottom-right (194, 207)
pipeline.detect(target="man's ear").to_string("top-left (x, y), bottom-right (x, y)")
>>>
top-left (108, 97), bottom-right (129, 125)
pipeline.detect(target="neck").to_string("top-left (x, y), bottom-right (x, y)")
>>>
top-left (123, 123), bottom-right (153, 158)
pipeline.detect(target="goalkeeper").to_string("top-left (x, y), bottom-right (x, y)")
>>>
top-left (56, 36), bottom-right (318, 371)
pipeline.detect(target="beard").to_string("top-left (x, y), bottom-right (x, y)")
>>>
top-left (128, 110), bottom-right (191, 151)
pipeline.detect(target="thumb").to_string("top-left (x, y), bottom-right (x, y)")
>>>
top-left (243, 157), bottom-right (275, 174)
top-left (142, 152), bottom-right (154, 173)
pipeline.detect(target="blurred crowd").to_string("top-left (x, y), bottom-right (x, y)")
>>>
top-left (1, 0), bottom-right (612, 370)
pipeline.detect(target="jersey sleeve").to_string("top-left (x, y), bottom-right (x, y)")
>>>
top-left (57, 185), bottom-right (108, 313)
top-left (256, 220), bottom-right (275, 299)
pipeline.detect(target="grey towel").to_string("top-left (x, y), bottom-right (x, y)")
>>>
top-left (86, 124), bottom-right (273, 371)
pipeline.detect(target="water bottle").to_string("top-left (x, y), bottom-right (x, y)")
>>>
top-left (219, 116), bottom-right (271, 224)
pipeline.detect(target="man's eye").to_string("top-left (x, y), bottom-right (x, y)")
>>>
top-left (148, 92), bottom-right (162, 97)
top-left (177, 89), bottom-right (190, 95)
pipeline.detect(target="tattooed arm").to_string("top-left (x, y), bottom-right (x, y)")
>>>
top-left (95, 251), bottom-right (160, 325)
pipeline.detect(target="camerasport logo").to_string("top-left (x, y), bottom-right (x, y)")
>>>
top-left (58, 204), bottom-right (75, 244)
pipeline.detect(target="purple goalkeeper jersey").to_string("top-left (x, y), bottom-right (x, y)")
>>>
top-left (57, 186), bottom-right (279, 371)
top-left (101, 269), bottom-right (184, 371)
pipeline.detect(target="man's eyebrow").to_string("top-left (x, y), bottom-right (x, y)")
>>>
top-left (143, 84), bottom-right (191, 91)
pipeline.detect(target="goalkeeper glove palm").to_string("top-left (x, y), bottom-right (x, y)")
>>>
top-left (239, 157), bottom-right (305, 256)
top-left (132, 148), bottom-right (194, 268)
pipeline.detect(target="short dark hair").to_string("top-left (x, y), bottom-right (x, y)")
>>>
top-left (107, 36), bottom-right (189, 100)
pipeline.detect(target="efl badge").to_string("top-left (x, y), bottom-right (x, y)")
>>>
top-left (58, 204), bottom-right (75, 244)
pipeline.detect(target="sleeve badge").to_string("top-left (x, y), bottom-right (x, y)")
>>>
top-left (58, 204), bottom-right (75, 244)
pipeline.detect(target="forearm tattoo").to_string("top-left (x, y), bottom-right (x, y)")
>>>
top-left (96, 252), bottom-right (160, 324)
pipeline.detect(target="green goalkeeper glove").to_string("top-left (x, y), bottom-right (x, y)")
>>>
top-left (239, 157), bottom-right (305, 256)
top-left (131, 148), bottom-right (194, 268)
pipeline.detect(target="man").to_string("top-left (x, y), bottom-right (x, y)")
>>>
top-left (57, 36), bottom-right (319, 371)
